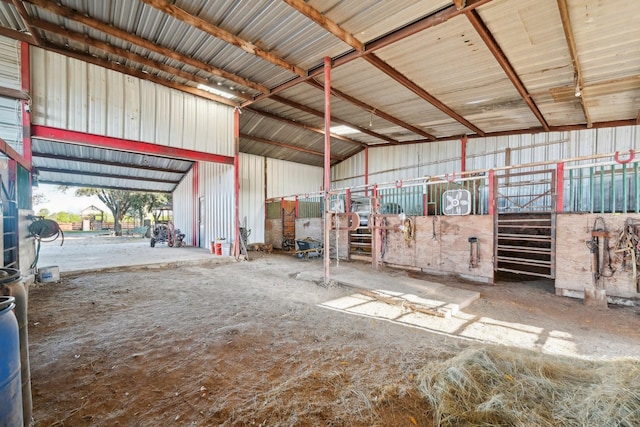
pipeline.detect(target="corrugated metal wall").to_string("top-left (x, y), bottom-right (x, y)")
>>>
top-left (240, 153), bottom-right (265, 244)
top-left (30, 48), bottom-right (234, 156)
top-left (331, 126), bottom-right (640, 186)
top-left (173, 161), bottom-right (235, 249)
top-left (0, 36), bottom-right (22, 153)
top-left (0, 36), bottom-right (20, 91)
top-left (266, 158), bottom-right (323, 198)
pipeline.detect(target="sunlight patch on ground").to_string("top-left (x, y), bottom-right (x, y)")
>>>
top-left (320, 290), bottom-right (579, 356)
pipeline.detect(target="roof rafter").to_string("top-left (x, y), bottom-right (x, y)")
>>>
top-left (245, 107), bottom-right (367, 148)
top-left (270, 94), bottom-right (398, 144)
top-left (465, 9), bottom-right (550, 132)
top-left (40, 179), bottom-right (171, 193)
top-left (364, 54), bottom-right (485, 136)
top-left (281, 0), bottom-right (364, 52)
top-left (556, 0), bottom-right (592, 128)
top-left (23, 0), bottom-right (269, 94)
top-left (305, 79), bottom-right (436, 141)
top-left (240, 133), bottom-right (345, 162)
top-left (32, 19), bottom-right (252, 101)
top-left (141, 0), bottom-right (306, 77)
top-left (10, 0), bottom-right (42, 45)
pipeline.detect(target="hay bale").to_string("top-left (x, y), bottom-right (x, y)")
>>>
top-left (418, 346), bottom-right (640, 426)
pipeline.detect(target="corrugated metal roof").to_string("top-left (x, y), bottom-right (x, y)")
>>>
top-left (0, 0), bottom-right (638, 174)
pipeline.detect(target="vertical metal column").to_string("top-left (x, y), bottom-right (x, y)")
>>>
top-left (234, 107), bottom-right (240, 257)
top-left (323, 57), bottom-right (332, 285)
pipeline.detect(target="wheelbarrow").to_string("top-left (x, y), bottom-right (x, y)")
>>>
top-left (295, 239), bottom-right (323, 259)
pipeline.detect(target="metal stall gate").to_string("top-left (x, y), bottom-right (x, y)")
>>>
top-left (493, 169), bottom-right (557, 279)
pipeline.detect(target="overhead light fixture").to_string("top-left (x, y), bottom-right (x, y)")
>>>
top-left (197, 83), bottom-right (235, 99)
top-left (575, 83), bottom-right (581, 98)
top-left (330, 125), bottom-right (360, 135)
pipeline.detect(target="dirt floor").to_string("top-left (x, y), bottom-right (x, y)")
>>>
top-left (27, 238), bottom-right (640, 426)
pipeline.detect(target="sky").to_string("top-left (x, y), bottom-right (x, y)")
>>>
top-left (34, 184), bottom-right (108, 215)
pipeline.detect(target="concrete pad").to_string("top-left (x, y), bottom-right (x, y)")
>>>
top-left (36, 234), bottom-right (234, 276)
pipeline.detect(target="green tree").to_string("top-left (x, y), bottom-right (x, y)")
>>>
top-left (75, 189), bottom-right (135, 236)
top-left (128, 193), bottom-right (171, 225)
top-left (36, 208), bottom-right (50, 218)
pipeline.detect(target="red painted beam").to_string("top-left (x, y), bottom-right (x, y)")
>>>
top-left (32, 125), bottom-right (235, 165)
top-left (192, 162), bottom-right (199, 247)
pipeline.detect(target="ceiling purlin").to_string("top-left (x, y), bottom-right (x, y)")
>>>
top-left (281, 0), bottom-right (364, 52)
top-left (245, 107), bottom-right (367, 148)
top-left (41, 179), bottom-right (172, 193)
top-left (305, 79), bottom-right (436, 141)
top-left (32, 18), bottom-right (252, 101)
top-left (240, 133), bottom-right (345, 162)
top-left (464, 9), bottom-right (550, 132)
top-left (140, 0), bottom-right (306, 77)
top-left (0, 24), bottom-right (32, 43)
top-left (11, 0), bottom-right (42, 45)
top-left (364, 54), bottom-right (485, 136)
top-left (23, 0), bottom-right (269, 94)
top-left (556, 0), bottom-right (592, 128)
top-left (270, 95), bottom-right (398, 144)
top-left (36, 167), bottom-right (181, 184)
top-left (32, 152), bottom-right (189, 174)
top-left (42, 41), bottom-right (238, 107)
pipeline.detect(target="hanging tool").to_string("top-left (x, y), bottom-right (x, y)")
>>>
top-left (28, 216), bottom-right (63, 270)
top-left (468, 236), bottom-right (480, 269)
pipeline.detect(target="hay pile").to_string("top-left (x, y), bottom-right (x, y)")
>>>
top-left (418, 346), bottom-right (640, 426)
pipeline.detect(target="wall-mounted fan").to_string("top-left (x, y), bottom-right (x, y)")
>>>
top-left (442, 189), bottom-right (471, 215)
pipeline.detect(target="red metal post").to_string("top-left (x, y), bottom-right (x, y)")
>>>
top-left (234, 107), bottom-right (240, 257)
top-left (460, 135), bottom-right (467, 173)
top-left (364, 146), bottom-right (369, 196)
top-left (323, 57), bottom-right (332, 285)
top-left (20, 42), bottom-right (31, 165)
top-left (345, 188), bottom-right (351, 212)
top-left (556, 162), bottom-right (564, 213)
top-left (295, 195), bottom-right (299, 217)
top-left (488, 169), bottom-right (495, 215)
top-left (192, 162), bottom-right (199, 246)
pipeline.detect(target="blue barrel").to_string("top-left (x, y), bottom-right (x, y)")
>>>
top-left (0, 296), bottom-right (23, 427)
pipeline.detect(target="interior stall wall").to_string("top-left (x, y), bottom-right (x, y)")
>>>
top-left (173, 162), bottom-right (235, 249)
top-left (239, 153), bottom-right (265, 244)
top-left (30, 48), bottom-right (234, 157)
top-left (266, 158), bottom-right (323, 198)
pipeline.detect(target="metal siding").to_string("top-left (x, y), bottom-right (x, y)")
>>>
top-left (172, 168), bottom-right (194, 245)
top-left (199, 162), bottom-right (235, 247)
top-left (239, 153), bottom-right (265, 244)
top-left (0, 36), bottom-right (20, 91)
top-left (266, 158), bottom-right (323, 198)
top-left (0, 96), bottom-right (21, 152)
top-left (31, 49), bottom-right (235, 156)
